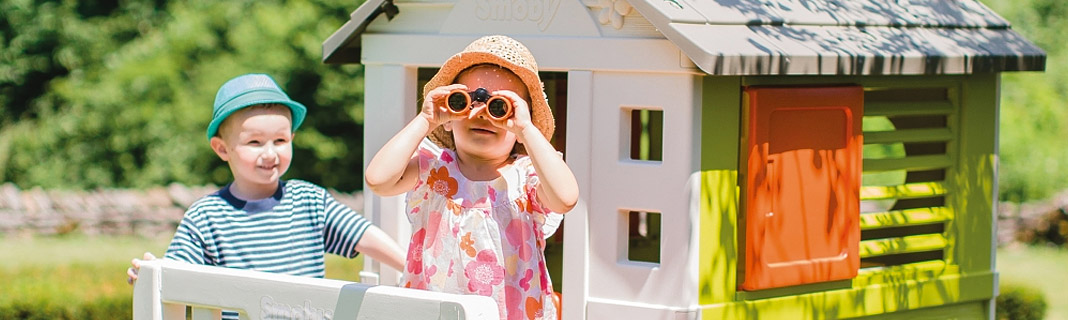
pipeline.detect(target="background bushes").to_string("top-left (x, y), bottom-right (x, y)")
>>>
top-left (0, 0), bottom-right (367, 192)
top-left (996, 283), bottom-right (1048, 320)
top-left (0, 296), bottom-right (130, 320)
top-left (1, 0), bottom-right (1068, 201)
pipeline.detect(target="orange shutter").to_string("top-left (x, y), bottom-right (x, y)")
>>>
top-left (740, 86), bottom-right (863, 291)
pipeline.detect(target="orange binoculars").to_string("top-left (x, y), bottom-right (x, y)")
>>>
top-left (444, 88), bottom-right (514, 120)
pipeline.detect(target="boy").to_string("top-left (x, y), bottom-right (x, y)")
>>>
top-left (126, 74), bottom-right (405, 310)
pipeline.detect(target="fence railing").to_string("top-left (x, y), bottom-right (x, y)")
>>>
top-left (132, 260), bottom-right (498, 320)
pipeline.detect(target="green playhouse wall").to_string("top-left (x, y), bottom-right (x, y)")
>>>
top-left (698, 74), bottom-right (999, 319)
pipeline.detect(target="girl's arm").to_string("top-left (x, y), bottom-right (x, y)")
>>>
top-left (364, 116), bottom-right (431, 196)
top-left (520, 125), bottom-right (579, 213)
top-left (365, 84), bottom-right (467, 196)
top-left (489, 90), bottom-right (579, 213)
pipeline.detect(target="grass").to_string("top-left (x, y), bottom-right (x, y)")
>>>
top-left (0, 235), bottom-right (168, 306)
top-left (0, 235), bottom-right (364, 308)
top-left (997, 245), bottom-right (1068, 320)
top-left (2, 235), bottom-right (1062, 319)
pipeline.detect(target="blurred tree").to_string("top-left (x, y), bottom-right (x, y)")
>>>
top-left (3, 0), bottom-right (1066, 201)
top-left (982, 0), bottom-right (1068, 202)
top-left (1, 0), bottom-right (367, 191)
top-left (0, 0), bottom-right (162, 123)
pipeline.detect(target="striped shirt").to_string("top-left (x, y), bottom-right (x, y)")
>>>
top-left (164, 180), bottom-right (369, 319)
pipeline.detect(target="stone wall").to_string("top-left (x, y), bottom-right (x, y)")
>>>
top-left (3, 181), bottom-right (1065, 248)
top-left (0, 183), bottom-right (363, 237)
top-left (998, 191), bottom-right (1068, 248)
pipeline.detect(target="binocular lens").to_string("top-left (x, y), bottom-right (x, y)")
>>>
top-left (443, 88), bottom-right (512, 120)
top-left (446, 92), bottom-right (469, 112)
top-left (487, 99), bottom-right (511, 119)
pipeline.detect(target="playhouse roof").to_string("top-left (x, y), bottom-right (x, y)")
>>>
top-left (323, 0), bottom-right (1045, 75)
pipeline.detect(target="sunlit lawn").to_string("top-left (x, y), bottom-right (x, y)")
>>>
top-left (3, 235), bottom-right (1063, 319)
top-left (0, 235), bottom-right (363, 308)
top-left (0, 235), bottom-right (165, 306)
top-left (997, 245), bottom-right (1068, 320)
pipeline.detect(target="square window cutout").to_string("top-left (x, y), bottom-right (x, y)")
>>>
top-left (629, 109), bottom-right (663, 161)
top-left (626, 210), bottom-right (661, 264)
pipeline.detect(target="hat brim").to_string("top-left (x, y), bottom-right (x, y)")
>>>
top-left (206, 90), bottom-right (307, 140)
top-left (423, 51), bottom-right (554, 151)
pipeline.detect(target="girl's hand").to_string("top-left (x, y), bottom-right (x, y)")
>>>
top-left (421, 84), bottom-right (470, 128)
top-left (472, 89), bottom-right (534, 142)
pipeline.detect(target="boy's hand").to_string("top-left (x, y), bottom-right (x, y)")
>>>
top-left (126, 252), bottom-right (157, 285)
top-left (422, 84), bottom-right (470, 128)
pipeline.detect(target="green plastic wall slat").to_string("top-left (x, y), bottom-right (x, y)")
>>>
top-left (863, 155), bottom-right (952, 172)
top-left (860, 234), bottom-right (947, 258)
top-left (860, 207), bottom-right (952, 230)
top-left (865, 101), bottom-right (954, 116)
top-left (860, 182), bottom-right (948, 200)
top-left (699, 271), bottom-right (994, 318)
top-left (864, 128), bottom-right (954, 144)
top-left (854, 260), bottom-right (952, 286)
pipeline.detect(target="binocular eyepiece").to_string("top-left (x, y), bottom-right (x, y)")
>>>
top-left (444, 88), bottom-right (513, 120)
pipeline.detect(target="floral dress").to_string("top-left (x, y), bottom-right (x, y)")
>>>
top-left (404, 143), bottom-right (562, 320)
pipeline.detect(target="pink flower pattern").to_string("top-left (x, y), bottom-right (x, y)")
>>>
top-left (505, 286), bottom-right (524, 320)
top-left (519, 269), bottom-right (534, 291)
top-left (403, 146), bottom-right (561, 320)
top-left (465, 250), bottom-right (505, 296)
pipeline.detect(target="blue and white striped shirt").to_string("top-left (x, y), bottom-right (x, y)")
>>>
top-left (164, 180), bottom-right (369, 319)
top-left (165, 179), bottom-right (369, 277)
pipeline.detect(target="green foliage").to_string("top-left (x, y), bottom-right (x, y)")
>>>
top-left (2, 0), bottom-right (1066, 200)
top-left (0, 296), bottom-right (131, 320)
top-left (77, 295), bottom-right (132, 320)
top-left (996, 282), bottom-right (1048, 320)
top-left (997, 71), bottom-right (1068, 203)
top-left (981, 0), bottom-right (1068, 202)
top-left (0, 0), bottom-right (367, 191)
top-left (0, 301), bottom-right (73, 320)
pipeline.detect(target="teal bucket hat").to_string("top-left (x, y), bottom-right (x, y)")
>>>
top-left (207, 73), bottom-right (307, 140)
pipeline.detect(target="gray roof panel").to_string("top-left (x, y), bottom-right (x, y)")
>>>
top-left (675, 0), bottom-right (1009, 27)
top-left (323, 0), bottom-right (1044, 74)
top-left (667, 23), bottom-right (1045, 75)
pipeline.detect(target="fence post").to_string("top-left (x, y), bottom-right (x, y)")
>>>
top-left (132, 260), bottom-right (163, 320)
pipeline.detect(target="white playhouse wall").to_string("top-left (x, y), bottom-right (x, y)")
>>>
top-left (580, 71), bottom-right (704, 318)
top-left (355, 1), bottom-right (709, 319)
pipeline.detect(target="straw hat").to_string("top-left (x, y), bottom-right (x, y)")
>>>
top-left (424, 35), bottom-right (554, 150)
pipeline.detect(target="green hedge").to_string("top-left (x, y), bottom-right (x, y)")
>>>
top-left (0, 295), bottom-right (131, 320)
top-left (997, 282), bottom-right (1048, 320)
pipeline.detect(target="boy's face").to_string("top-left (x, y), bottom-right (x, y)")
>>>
top-left (210, 104), bottom-right (294, 195)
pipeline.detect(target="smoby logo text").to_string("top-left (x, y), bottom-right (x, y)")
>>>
top-left (474, 0), bottom-right (562, 31)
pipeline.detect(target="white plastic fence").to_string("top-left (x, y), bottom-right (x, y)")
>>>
top-left (132, 259), bottom-right (499, 320)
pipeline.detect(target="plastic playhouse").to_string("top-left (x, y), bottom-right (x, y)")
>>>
top-left (133, 0), bottom-right (1047, 319)
top-left (322, 0), bottom-right (1045, 318)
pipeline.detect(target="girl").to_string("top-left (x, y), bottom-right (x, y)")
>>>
top-left (365, 35), bottom-right (578, 320)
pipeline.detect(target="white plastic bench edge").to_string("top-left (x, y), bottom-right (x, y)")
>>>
top-left (132, 259), bottom-right (499, 320)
